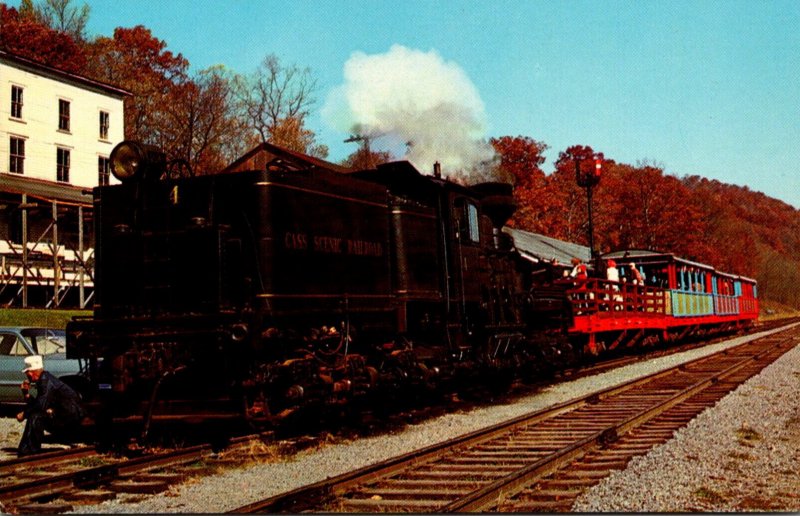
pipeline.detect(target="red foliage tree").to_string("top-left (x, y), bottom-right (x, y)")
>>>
top-left (600, 163), bottom-right (707, 259)
top-left (84, 25), bottom-right (189, 143)
top-left (0, 4), bottom-right (86, 73)
top-left (490, 136), bottom-right (557, 232)
top-left (341, 147), bottom-right (395, 169)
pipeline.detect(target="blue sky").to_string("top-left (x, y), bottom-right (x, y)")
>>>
top-left (32, 0), bottom-right (800, 207)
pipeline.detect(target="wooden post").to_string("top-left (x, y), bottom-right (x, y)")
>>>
top-left (79, 205), bottom-right (85, 308)
top-left (21, 193), bottom-right (28, 308)
top-left (52, 200), bottom-right (60, 307)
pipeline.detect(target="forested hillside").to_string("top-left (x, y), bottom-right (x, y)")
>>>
top-left (492, 136), bottom-right (800, 309)
top-left (3, 1), bottom-right (795, 310)
top-left (682, 176), bottom-right (800, 308)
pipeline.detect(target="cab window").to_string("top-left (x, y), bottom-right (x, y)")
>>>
top-left (466, 202), bottom-right (480, 243)
top-left (454, 198), bottom-right (481, 244)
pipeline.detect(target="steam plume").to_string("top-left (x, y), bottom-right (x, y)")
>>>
top-left (323, 45), bottom-right (497, 181)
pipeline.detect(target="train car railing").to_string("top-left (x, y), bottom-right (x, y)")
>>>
top-left (565, 279), bottom-right (758, 322)
top-left (714, 294), bottom-right (739, 316)
top-left (671, 290), bottom-right (714, 317)
top-left (737, 296), bottom-right (759, 318)
top-left (563, 278), bottom-right (665, 317)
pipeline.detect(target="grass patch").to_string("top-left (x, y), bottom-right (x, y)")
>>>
top-left (736, 425), bottom-right (761, 446)
top-left (759, 300), bottom-right (800, 321)
top-left (737, 495), bottom-right (781, 511)
top-left (78, 456), bottom-right (109, 468)
top-left (727, 450), bottom-right (753, 461)
top-left (0, 308), bottom-right (90, 329)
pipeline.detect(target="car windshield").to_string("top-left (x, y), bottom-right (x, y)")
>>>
top-left (20, 329), bottom-right (67, 355)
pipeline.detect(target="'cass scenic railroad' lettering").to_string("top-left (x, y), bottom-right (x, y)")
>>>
top-left (284, 232), bottom-right (383, 257)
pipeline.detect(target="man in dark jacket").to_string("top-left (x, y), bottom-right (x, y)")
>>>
top-left (16, 355), bottom-right (85, 456)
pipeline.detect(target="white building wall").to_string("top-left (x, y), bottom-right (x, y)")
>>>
top-left (0, 60), bottom-right (125, 188)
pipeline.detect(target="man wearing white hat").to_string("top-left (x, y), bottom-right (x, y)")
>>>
top-left (16, 355), bottom-right (84, 456)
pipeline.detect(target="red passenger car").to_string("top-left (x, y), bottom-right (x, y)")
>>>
top-left (564, 250), bottom-right (758, 354)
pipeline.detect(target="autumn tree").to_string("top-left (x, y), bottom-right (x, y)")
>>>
top-left (158, 66), bottom-right (254, 174)
top-left (490, 136), bottom-right (553, 232)
top-left (758, 248), bottom-right (800, 307)
top-left (84, 25), bottom-right (189, 144)
top-left (233, 54), bottom-right (327, 157)
top-left (0, 4), bottom-right (86, 72)
top-left (341, 146), bottom-right (395, 169)
top-left (18, 0), bottom-right (89, 41)
top-left (270, 116), bottom-right (328, 158)
top-left (547, 145), bottom-right (606, 245)
top-left (340, 133), bottom-right (396, 169)
top-left (598, 162), bottom-right (707, 258)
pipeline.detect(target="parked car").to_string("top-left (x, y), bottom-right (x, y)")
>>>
top-left (0, 327), bottom-right (89, 408)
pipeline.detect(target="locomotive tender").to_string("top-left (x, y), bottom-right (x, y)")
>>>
top-left (66, 141), bottom-right (758, 430)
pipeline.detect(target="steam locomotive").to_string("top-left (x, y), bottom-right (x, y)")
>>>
top-left (66, 141), bottom-right (758, 433)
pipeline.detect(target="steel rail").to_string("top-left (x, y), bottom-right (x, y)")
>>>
top-left (0, 445), bottom-right (97, 476)
top-left (0, 433), bottom-right (269, 510)
top-left (443, 329), bottom-right (796, 511)
top-left (229, 323), bottom-right (799, 514)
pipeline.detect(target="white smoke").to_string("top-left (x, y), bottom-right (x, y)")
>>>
top-left (323, 45), bottom-right (497, 181)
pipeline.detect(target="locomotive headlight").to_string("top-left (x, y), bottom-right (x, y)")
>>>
top-left (110, 140), bottom-right (167, 182)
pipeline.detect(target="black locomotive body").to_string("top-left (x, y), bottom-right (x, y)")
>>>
top-left (67, 143), bottom-right (566, 428)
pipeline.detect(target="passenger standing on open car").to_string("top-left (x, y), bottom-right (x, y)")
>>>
top-left (16, 355), bottom-right (85, 457)
top-left (569, 257), bottom-right (588, 281)
top-left (628, 263), bottom-right (644, 285)
top-left (568, 257), bottom-right (590, 313)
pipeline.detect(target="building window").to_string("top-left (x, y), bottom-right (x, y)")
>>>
top-left (9, 137), bottom-right (24, 174)
top-left (11, 86), bottom-right (23, 119)
top-left (98, 156), bottom-right (110, 186)
top-left (57, 148), bottom-right (70, 182)
top-left (58, 99), bottom-right (70, 131)
top-left (99, 111), bottom-right (109, 140)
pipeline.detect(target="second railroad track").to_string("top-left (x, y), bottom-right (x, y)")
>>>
top-left (231, 323), bottom-right (800, 513)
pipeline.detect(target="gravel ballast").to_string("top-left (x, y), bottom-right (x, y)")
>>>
top-left (574, 336), bottom-right (800, 512)
top-left (0, 324), bottom-right (797, 513)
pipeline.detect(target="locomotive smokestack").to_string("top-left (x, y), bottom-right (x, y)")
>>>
top-left (472, 182), bottom-right (516, 250)
top-left (433, 161), bottom-right (441, 178)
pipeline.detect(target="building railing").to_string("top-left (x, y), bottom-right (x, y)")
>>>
top-left (0, 239), bottom-right (94, 308)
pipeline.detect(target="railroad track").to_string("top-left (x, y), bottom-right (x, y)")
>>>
top-left (0, 320), bottom-right (793, 513)
top-left (0, 433), bottom-right (279, 514)
top-left (231, 323), bottom-right (800, 513)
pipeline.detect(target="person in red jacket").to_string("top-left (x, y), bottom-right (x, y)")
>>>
top-left (569, 257), bottom-right (588, 281)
